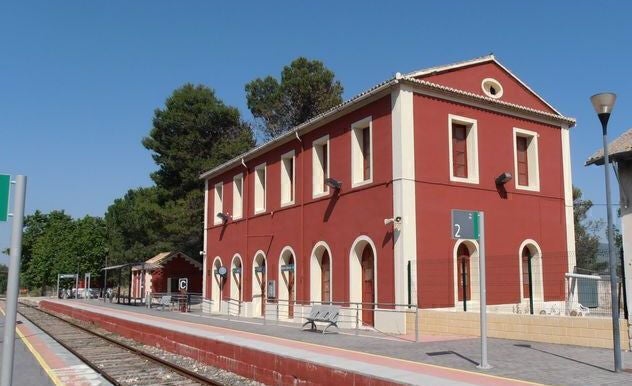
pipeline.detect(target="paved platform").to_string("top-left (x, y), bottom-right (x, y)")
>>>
top-left (1, 302), bottom-right (110, 385)
top-left (39, 298), bottom-right (632, 385)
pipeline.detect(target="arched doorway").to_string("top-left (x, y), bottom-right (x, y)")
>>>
top-left (361, 245), bottom-right (375, 325)
top-left (211, 257), bottom-right (223, 313)
top-left (349, 236), bottom-right (377, 327)
top-left (457, 244), bottom-right (471, 310)
top-left (231, 255), bottom-right (242, 303)
top-left (518, 240), bottom-right (543, 310)
top-left (279, 247), bottom-right (296, 319)
top-left (252, 251), bottom-right (267, 317)
top-left (310, 242), bottom-right (332, 305)
top-left (453, 240), bottom-right (480, 310)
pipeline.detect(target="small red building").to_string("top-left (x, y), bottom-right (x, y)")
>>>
top-left (131, 251), bottom-right (202, 298)
top-left (200, 55), bottom-right (577, 332)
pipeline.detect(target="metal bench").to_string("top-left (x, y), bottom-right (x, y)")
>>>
top-left (302, 305), bottom-right (340, 334)
top-left (159, 295), bottom-right (172, 311)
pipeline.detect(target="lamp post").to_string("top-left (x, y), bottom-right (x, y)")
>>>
top-left (590, 92), bottom-right (621, 372)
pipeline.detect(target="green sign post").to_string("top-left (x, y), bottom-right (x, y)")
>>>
top-left (0, 174), bottom-right (10, 222)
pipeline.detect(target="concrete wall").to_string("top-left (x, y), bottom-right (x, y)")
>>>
top-left (408, 310), bottom-right (630, 350)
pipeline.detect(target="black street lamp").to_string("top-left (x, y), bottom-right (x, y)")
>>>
top-left (590, 92), bottom-right (621, 372)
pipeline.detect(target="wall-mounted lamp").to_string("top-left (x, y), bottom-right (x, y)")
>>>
top-left (495, 172), bottom-right (512, 185)
top-left (199, 250), bottom-right (206, 256)
top-left (216, 212), bottom-right (231, 224)
top-left (325, 177), bottom-right (342, 190)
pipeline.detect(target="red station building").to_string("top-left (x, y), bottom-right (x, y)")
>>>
top-left (200, 55), bottom-right (577, 332)
top-left (131, 251), bottom-right (203, 298)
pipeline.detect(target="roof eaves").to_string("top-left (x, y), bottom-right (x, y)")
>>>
top-left (200, 77), bottom-right (398, 180)
top-left (400, 77), bottom-right (576, 127)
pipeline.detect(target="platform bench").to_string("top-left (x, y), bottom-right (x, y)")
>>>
top-left (302, 305), bottom-right (340, 334)
top-left (159, 295), bottom-right (172, 311)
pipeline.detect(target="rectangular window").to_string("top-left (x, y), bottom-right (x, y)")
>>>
top-left (232, 174), bottom-right (243, 219)
top-left (513, 128), bottom-right (540, 191)
top-left (281, 151), bottom-right (295, 206)
top-left (352, 117), bottom-right (372, 187)
top-left (516, 137), bottom-right (529, 186)
top-left (448, 115), bottom-right (478, 184)
top-left (452, 124), bottom-right (468, 178)
top-left (213, 182), bottom-right (223, 225)
top-left (254, 163), bottom-right (266, 214)
top-left (312, 136), bottom-right (329, 197)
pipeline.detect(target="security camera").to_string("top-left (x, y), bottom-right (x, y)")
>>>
top-left (385, 216), bottom-right (403, 227)
top-left (199, 250), bottom-right (206, 256)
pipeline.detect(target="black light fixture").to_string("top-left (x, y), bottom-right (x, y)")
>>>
top-left (216, 212), bottom-right (230, 224)
top-left (495, 172), bottom-right (512, 185)
top-left (324, 177), bottom-right (342, 190)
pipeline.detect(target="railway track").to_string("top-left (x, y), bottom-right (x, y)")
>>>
top-left (17, 303), bottom-right (223, 385)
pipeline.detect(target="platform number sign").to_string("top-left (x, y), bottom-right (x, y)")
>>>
top-left (451, 210), bottom-right (480, 240)
top-left (0, 174), bottom-right (9, 222)
top-left (178, 278), bottom-right (188, 291)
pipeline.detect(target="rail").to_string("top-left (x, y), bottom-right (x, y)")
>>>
top-left (17, 301), bottom-right (221, 385)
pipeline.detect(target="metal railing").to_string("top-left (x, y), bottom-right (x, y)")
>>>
top-left (147, 292), bottom-right (203, 312)
top-left (262, 299), bottom-right (420, 342)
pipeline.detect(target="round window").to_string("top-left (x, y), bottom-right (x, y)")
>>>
top-left (481, 78), bottom-right (503, 99)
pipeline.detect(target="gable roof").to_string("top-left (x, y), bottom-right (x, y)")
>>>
top-left (404, 54), bottom-right (561, 116)
top-left (586, 128), bottom-right (632, 166)
top-left (145, 251), bottom-right (202, 270)
top-left (200, 55), bottom-right (575, 181)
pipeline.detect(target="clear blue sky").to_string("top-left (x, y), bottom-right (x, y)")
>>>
top-left (1, 1), bottom-right (631, 264)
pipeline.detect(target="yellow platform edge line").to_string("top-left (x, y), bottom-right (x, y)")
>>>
top-left (0, 305), bottom-right (64, 386)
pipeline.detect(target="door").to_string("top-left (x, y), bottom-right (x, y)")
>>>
top-left (288, 255), bottom-right (295, 319)
top-left (522, 247), bottom-right (532, 299)
top-left (457, 244), bottom-right (471, 302)
top-left (361, 245), bottom-right (374, 326)
top-left (321, 250), bottom-right (330, 304)
top-left (260, 260), bottom-right (266, 316)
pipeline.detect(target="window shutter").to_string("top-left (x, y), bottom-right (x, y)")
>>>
top-left (517, 137), bottom-right (529, 185)
top-left (452, 124), bottom-right (468, 178)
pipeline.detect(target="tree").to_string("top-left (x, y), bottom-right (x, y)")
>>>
top-left (573, 186), bottom-right (607, 272)
top-left (245, 57), bottom-right (344, 139)
top-left (20, 211), bottom-right (107, 294)
top-left (105, 187), bottom-right (173, 264)
top-left (143, 84), bottom-right (254, 200)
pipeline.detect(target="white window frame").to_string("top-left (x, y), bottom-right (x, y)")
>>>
top-left (254, 163), bottom-right (266, 214)
top-left (280, 150), bottom-right (295, 207)
top-left (232, 173), bottom-right (243, 220)
top-left (447, 114), bottom-right (479, 184)
top-left (312, 135), bottom-right (330, 198)
top-left (351, 117), bottom-right (373, 188)
top-left (513, 127), bottom-right (540, 192)
top-left (213, 182), bottom-right (223, 225)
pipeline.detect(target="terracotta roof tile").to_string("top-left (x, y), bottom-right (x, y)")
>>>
top-left (586, 128), bottom-right (632, 166)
